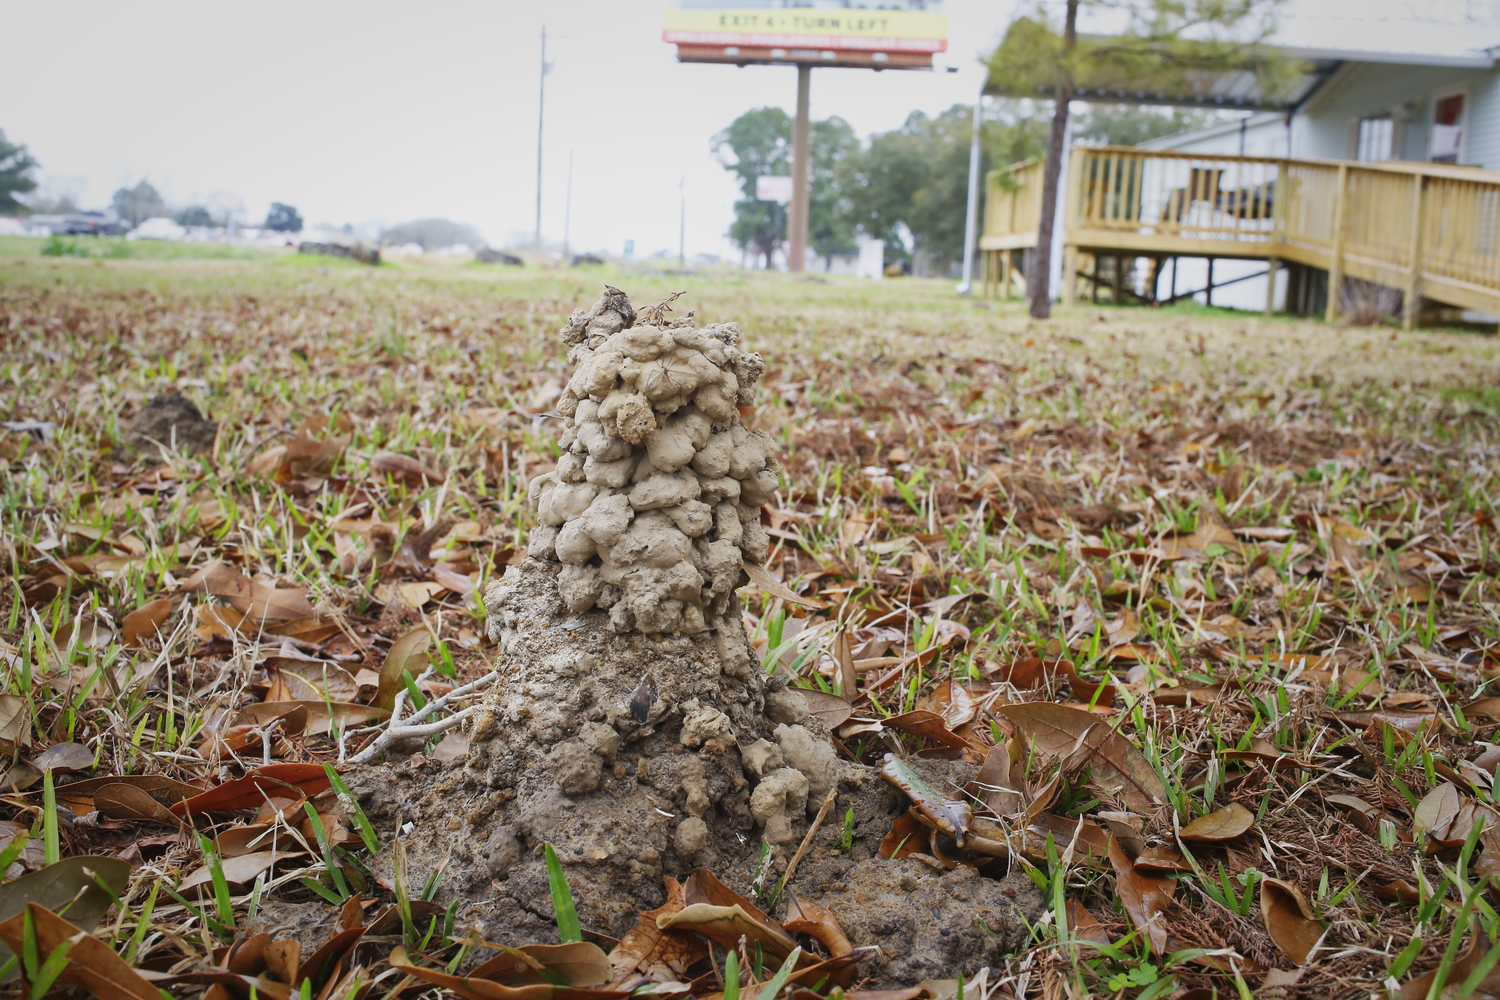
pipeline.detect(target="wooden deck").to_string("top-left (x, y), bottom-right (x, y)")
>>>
top-left (980, 146), bottom-right (1500, 325)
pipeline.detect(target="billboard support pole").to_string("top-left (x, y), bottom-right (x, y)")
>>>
top-left (788, 64), bottom-right (812, 273)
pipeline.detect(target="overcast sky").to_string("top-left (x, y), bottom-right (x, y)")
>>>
top-left (3, 0), bottom-right (1495, 259)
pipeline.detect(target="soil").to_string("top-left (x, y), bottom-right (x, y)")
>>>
top-left (122, 391), bottom-right (218, 460)
top-left (348, 560), bottom-right (1043, 986)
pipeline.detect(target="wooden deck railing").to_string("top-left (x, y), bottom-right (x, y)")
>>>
top-left (981, 145), bottom-right (1500, 322)
top-left (980, 159), bottom-right (1044, 251)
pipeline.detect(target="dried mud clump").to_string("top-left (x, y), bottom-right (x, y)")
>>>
top-left (351, 288), bottom-right (1041, 987)
top-left (122, 391), bottom-right (219, 461)
top-left (527, 287), bottom-right (778, 636)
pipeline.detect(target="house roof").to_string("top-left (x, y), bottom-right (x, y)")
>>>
top-left (1276, 14), bottom-right (1498, 68)
top-left (986, 0), bottom-right (1498, 109)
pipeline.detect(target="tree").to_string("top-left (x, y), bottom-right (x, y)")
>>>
top-left (0, 130), bottom-right (39, 214)
top-left (713, 108), bottom-right (792, 269)
top-left (839, 103), bottom-right (1049, 274)
top-left (1073, 104), bottom-right (1228, 147)
top-left (379, 218), bottom-right (483, 251)
top-left (808, 117), bottom-right (860, 269)
top-left (264, 202), bottom-right (303, 232)
top-left (111, 181), bottom-right (167, 226)
top-left (176, 205), bottom-right (214, 228)
top-left (987, 0), bottom-right (1292, 318)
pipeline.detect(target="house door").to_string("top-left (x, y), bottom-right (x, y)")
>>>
top-left (1430, 91), bottom-right (1466, 164)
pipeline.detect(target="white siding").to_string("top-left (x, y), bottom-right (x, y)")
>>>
top-left (1139, 112), bottom-right (1289, 157)
top-left (1293, 62), bottom-right (1499, 169)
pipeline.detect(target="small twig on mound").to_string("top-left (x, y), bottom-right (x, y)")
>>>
top-left (345, 667), bottom-right (501, 764)
top-left (772, 785), bottom-right (840, 906)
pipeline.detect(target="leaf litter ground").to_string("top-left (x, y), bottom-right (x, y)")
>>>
top-left (2, 252), bottom-right (1500, 998)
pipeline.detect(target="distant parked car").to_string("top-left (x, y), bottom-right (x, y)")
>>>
top-left (476, 247), bottom-right (523, 265)
top-left (58, 212), bottom-right (129, 236)
top-left (128, 218), bottom-right (187, 241)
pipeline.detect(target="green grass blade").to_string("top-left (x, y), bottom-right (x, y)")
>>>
top-left (754, 947), bottom-right (802, 1000)
top-left (724, 948), bottom-right (740, 1000)
top-left (544, 843), bottom-right (582, 943)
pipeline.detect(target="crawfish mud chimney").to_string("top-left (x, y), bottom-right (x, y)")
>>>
top-left (353, 288), bottom-right (1040, 987)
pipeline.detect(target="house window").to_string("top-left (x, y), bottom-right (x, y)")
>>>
top-left (1356, 117), bottom-right (1394, 161)
top-left (1430, 92), bottom-right (1466, 163)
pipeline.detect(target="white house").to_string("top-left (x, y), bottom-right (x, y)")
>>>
top-left (1135, 9), bottom-right (1499, 316)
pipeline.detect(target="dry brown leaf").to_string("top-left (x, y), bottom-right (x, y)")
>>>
top-left (878, 810), bottom-right (927, 860)
top-left (0, 696), bottom-right (29, 754)
top-left (31, 742), bottom-right (93, 774)
top-left (798, 689), bottom-right (854, 731)
top-left (93, 783), bottom-right (183, 824)
top-left (263, 657), bottom-right (358, 702)
top-left (390, 945), bottom-right (553, 1000)
top-left (883, 711), bottom-right (978, 752)
top-left (495, 943), bottom-right (613, 987)
top-left (998, 702), bottom-right (1165, 813)
top-left (1133, 845), bottom-right (1195, 873)
top-left (1400, 917), bottom-right (1500, 998)
top-left (656, 903), bottom-right (801, 961)
top-left (169, 762), bottom-right (330, 817)
top-left (742, 561), bottom-right (824, 608)
top-left (1260, 877), bottom-right (1323, 966)
top-left (1414, 782), bottom-right (1461, 842)
top-left (1326, 794), bottom-right (1385, 838)
top-left (831, 629), bottom-right (857, 699)
top-left (179, 850), bottom-right (304, 891)
top-left (375, 627), bottom-right (431, 710)
top-left (0, 903), bottom-right (160, 1000)
top-left (1107, 837), bottom-right (1173, 954)
top-left (371, 451), bottom-right (444, 485)
top-left (784, 892), bottom-right (854, 957)
top-left (1179, 802), bottom-right (1255, 842)
top-left (180, 560), bottom-right (253, 601)
top-left (607, 876), bottom-right (708, 985)
top-left (1066, 898), bottom-right (1113, 948)
top-left (919, 678), bottom-right (977, 728)
top-left (121, 597), bottom-right (174, 646)
top-left (279, 416), bottom-right (350, 480)
top-left (237, 580), bottom-right (316, 621)
top-left (239, 700), bottom-right (388, 737)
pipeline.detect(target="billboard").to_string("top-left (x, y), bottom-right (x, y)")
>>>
top-left (756, 176), bottom-right (793, 202)
top-left (665, 1), bottom-right (946, 69)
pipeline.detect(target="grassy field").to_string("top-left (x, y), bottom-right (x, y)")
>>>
top-left (2, 245), bottom-right (1500, 999)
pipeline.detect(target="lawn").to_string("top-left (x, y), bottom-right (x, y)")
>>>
top-left (2, 245), bottom-right (1500, 999)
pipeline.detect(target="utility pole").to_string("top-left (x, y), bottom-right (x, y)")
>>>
top-left (787, 64), bottom-right (812, 273)
top-left (563, 148), bottom-right (574, 259)
top-left (957, 87), bottom-right (984, 295)
top-left (678, 175), bottom-right (686, 269)
top-left (535, 26), bottom-right (548, 251)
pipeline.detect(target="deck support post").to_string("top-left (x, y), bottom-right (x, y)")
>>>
top-left (1001, 250), bottom-right (1012, 301)
top-left (1265, 258), bottom-right (1278, 316)
top-left (1063, 246), bottom-right (1078, 306)
top-left (1403, 173), bottom-right (1426, 330)
top-left (1112, 255), bottom-right (1125, 304)
top-left (1325, 163), bottom-right (1350, 323)
top-left (1206, 257), bottom-right (1215, 307)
